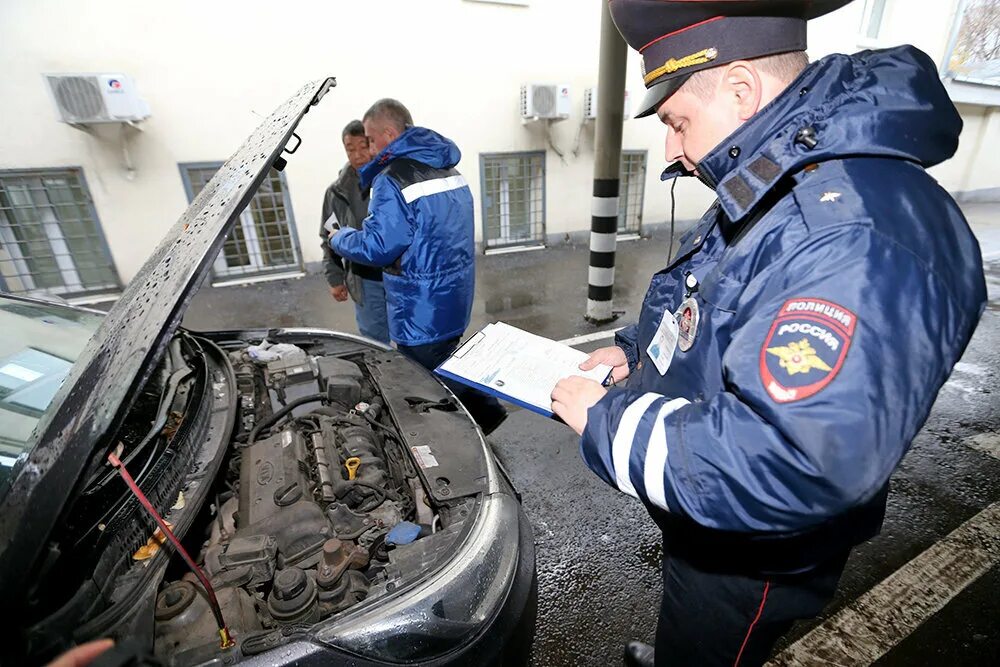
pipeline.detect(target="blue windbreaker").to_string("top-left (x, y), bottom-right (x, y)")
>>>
top-left (331, 127), bottom-right (475, 346)
top-left (581, 46), bottom-right (986, 568)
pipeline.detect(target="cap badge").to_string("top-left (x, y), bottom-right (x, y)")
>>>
top-left (644, 47), bottom-right (719, 85)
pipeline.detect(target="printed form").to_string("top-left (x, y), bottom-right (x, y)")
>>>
top-left (435, 322), bottom-right (613, 417)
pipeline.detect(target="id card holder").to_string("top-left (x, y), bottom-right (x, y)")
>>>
top-left (646, 309), bottom-right (679, 376)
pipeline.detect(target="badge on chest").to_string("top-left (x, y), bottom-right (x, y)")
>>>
top-left (676, 297), bottom-right (700, 352)
top-left (646, 297), bottom-right (701, 375)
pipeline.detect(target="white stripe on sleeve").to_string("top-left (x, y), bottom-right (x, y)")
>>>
top-left (612, 393), bottom-right (661, 498)
top-left (400, 174), bottom-right (469, 203)
top-left (643, 397), bottom-right (690, 510)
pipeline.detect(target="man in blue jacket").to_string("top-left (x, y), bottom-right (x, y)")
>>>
top-left (331, 99), bottom-right (506, 434)
top-left (550, 1), bottom-right (987, 665)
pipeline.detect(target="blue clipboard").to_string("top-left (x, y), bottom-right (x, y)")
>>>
top-left (434, 366), bottom-right (559, 418)
top-left (433, 328), bottom-right (613, 420)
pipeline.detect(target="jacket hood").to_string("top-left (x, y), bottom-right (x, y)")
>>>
top-left (695, 45), bottom-right (962, 222)
top-left (359, 127), bottom-right (462, 188)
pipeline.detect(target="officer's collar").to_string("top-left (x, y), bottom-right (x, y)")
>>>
top-left (693, 58), bottom-right (826, 223)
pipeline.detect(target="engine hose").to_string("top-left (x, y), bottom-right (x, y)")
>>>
top-left (244, 392), bottom-right (327, 447)
top-left (351, 479), bottom-right (403, 502)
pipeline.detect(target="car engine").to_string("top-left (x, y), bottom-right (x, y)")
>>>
top-left (152, 341), bottom-right (438, 662)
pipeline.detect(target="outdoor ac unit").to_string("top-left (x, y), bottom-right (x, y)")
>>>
top-left (584, 87), bottom-right (631, 120)
top-left (44, 73), bottom-right (151, 124)
top-left (520, 84), bottom-right (571, 120)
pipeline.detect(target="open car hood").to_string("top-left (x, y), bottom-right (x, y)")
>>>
top-left (0, 78), bottom-right (336, 597)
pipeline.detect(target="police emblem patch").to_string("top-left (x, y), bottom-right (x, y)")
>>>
top-left (759, 298), bottom-right (856, 403)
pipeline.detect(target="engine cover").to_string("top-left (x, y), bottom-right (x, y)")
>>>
top-left (238, 429), bottom-right (329, 568)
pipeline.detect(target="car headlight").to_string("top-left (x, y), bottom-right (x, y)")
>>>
top-left (313, 491), bottom-right (520, 662)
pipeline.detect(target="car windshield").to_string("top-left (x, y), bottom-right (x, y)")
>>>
top-left (0, 297), bottom-right (102, 501)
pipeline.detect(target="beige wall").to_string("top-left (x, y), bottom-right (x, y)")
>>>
top-left (1, 0), bottom-right (996, 287)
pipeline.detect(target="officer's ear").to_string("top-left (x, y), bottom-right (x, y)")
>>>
top-left (722, 61), bottom-right (763, 122)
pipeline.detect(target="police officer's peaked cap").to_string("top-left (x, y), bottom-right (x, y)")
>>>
top-left (610, 0), bottom-right (856, 118)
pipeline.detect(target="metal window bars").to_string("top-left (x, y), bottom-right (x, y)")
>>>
top-left (480, 152), bottom-right (546, 250)
top-left (180, 164), bottom-right (302, 280)
top-left (619, 150), bottom-right (647, 236)
top-left (0, 169), bottom-right (121, 298)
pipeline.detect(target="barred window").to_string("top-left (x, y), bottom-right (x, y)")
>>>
top-left (180, 163), bottom-right (302, 280)
top-left (480, 152), bottom-right (545, 250)
top-left (0, 169), bottom-right (120, 299)
top-left (619, 150), bottom-right (647, 237)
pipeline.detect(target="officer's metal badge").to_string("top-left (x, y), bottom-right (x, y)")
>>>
top-left (675, 297), bottom-right (699, 352)
top-left (760, 298), bottom-right (856, 403)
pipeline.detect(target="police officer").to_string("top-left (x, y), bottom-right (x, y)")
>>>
top-left (550, 2), bottom-right (987, 665)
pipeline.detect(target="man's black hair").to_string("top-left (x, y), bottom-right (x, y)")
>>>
top-left (342, 119), bottom-right (366, 140)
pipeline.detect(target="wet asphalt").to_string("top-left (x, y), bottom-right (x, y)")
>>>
top-left (182, 206), bottom-right (1000, 667)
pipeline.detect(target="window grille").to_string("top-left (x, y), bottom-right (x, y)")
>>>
top-left (180, 163), bottom-right (302, 279)
top-left (0, 169), bottom-right (120, 298)
top-left (480, 152), bottom-right (546, 249)
top-left (619, 151), bottom-right (647, 236)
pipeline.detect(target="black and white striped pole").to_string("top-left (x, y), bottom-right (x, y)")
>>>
top-left (586, 0), bottom-right (628, 324)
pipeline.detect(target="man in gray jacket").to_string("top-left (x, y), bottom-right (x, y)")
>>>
top-left (320, 120), bottom-right (389, 343)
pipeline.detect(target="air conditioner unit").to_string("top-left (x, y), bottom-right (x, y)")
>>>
top-left (44, 73), bottom-right (151, 124)
top-left (584, 87), bottom-right (631, 120)
top-left (520, 84), bottom-right (571, 120)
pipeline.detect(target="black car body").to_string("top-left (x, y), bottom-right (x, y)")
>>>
top-left (0, 79), bottom-right (536, 666)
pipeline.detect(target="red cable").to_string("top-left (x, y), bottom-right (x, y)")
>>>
top-left (733, 580), bottom-right (770, 667)
top-left (108, 451), bottom-right (234, 648)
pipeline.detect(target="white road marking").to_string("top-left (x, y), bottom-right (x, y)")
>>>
top-left (767, 501), bottom-right (1000, 666)
top-left (965, 433), bottom-right (1000, 461)
top-left (558, 327), bottom-right (623, 347)
top-left (483, 244), bottom-right (545, 256)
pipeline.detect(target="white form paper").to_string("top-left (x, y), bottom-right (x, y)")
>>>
top-left (436, 322), bottom-right (613, 417)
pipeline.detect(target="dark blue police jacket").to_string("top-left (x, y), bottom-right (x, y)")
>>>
top-left (332, 127), bottom-right (475, 346)
top-left (581, 46), bottom-right (987, 572)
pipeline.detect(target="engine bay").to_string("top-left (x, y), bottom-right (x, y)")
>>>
top-left (150, 338), bottom-right (473, 663)
top-left (12, 331), bottom-right (494, 666)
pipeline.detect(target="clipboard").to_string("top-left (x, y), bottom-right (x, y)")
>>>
top-left (434, 322), bottom-right (613, 418)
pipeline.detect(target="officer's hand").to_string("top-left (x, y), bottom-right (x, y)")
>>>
top-left (330, 285), bottom-right (349, 302)
top-left (551, 376), bottom-right (607, 436)
top-left (580, 346), bottom-right (630, 383)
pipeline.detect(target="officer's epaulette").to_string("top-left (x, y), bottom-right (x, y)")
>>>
top-left (789, 160), bottom-right (870, 233)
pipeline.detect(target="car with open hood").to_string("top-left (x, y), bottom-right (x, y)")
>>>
top-left (0, 78), bottom-right (536, 666)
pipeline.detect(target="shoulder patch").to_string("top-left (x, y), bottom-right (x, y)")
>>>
top-left (759, 298), bottom-right (856, 403)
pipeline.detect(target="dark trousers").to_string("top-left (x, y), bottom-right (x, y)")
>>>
top-left (396, 336), bottom-right (507, 431)
top-left (655, 544), bottom-right (849, 667)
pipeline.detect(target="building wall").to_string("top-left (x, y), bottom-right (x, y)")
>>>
top-left (0, 0), bottom-right (996, 287)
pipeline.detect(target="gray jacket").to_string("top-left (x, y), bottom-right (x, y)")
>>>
top-left (319, 162), bottom-right (377, 302)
